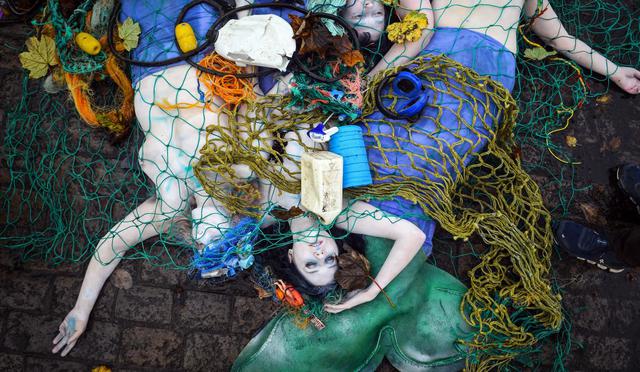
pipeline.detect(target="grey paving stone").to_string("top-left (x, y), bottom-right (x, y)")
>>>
top-left (186, 271), bottom-right (257, 297)
top-left (25, 357), bottom-right (86, 372)
top-left (563, 294), bottom-right (609, 332)
top-left (120, 326), bottom-right (182, 368)
top-left (584, 336), bottom-right (632, 371)
top-left (115, 286), bottom-right (173, 324)
top-left (51, 276), bottom-right (117, 321)
top-left (0, 248), bottom-right (20, 267)
top-left (3, 312), bottom-right (60, 353)
top-left (610, 299), bottom-right (640, 336)
top-left (0, 353), bottom-right (24, 371)
top-left (21, 259), bottom-right (85, 275)
top-left (183, 332), bottom-right (246, 371)
top-left (231, 296), bottom-right (279, 334)
top-left (0, 271), bottom-right (50, 311)
top-left (139, 259), bottom-right (187, 286)
top-left (176, 291), bottom-right (231, 331)
top-left (65, 321), bottom-right (119, 363)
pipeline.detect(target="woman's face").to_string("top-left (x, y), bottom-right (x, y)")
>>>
top-left (289, 230), bottom-right (339, 287)
top-left (341, 0), bottom-right (386, 44)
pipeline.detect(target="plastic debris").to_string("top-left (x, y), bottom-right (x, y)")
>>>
top-left (175, 22), bottom-right (198, 53)
top-left (215, 15), bottom-right (295, 71)
top-left (75, 32), bottom-right (101, 55)
top-left (307, 122), bottom-right (339, 143)
top-left (301, 151), bottom-right (343, 223)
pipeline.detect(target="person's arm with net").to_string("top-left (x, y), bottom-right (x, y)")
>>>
top-left (52, 0), bottom-right (244, 355)
top-left (324, 201), bottom-right (426, 313)
top-left (525, 0), bottom-right (640, 94)
top-left (367, 0), bottom-right (434, 77)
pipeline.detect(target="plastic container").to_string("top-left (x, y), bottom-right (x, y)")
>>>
top-left (328, 126), bottom-right (373, 188)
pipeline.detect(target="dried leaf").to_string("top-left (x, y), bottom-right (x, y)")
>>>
top-left (335, 247), bottom-right (371, 291)
top-left (271, 206), bottom-right (304, 220)
top-left (596, 94), bottom-right (612, 104)
top-left (118, 17), bottom-right (141, 51)
top-left (19, 36), bottom-right (58, 79)
top-left (112, 269), bottom-right (133, 289)
top-left (290, 14), bottom-right (353, 58)
top-left (253, 284), bottom-right (272, 299)
top-left (91, 366), bottom-right (112, 372)
top-left (565, 135), bottom-right (577, 148)
top-left (341, 50), bottom-right (364, 67)
top-left (579, 203), bottom-right (606, 226)
top-left (523, 47), bottom-right (557, 61)
top-left (608, 137), bottom-right (621, 151)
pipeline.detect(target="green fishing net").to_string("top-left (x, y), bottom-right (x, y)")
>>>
top-left (1, 0), bottom-right (639, 370)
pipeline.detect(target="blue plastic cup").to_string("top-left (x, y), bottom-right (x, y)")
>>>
top-left (329, 126), bottom-right (373, 188)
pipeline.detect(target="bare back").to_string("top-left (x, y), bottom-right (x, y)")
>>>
top-left (431, 0), bottom-right (526, 53)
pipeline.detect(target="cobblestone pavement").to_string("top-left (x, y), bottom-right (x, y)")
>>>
top-left (2, 13), bottom-right (640, 372)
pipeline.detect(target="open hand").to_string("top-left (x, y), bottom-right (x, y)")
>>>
top-left (612, 66), bottom-right (640, 94)
top-left (323, 287), bottom-right (378, 314)
top-left (52, 308), bottom-right (88, 357)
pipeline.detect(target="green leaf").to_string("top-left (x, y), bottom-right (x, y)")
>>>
top-left (523, 47), bottom-right (557, 61)
top-left (19, 36), bottom-right (58, 79)
top-left (118, 17), bottom-right (141, 51)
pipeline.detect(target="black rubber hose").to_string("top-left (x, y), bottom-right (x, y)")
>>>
top-left (185, 3), bottom-right (360, 82)
top-left (109, 1), bottom-right (360, 82)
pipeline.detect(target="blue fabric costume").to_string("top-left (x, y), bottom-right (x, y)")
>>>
top-left (119, 0), bottom-right (219, 86)
top-left (360, 28), bottom-right (517, 255)
top-left (252, 0), bottom-right (303, 94)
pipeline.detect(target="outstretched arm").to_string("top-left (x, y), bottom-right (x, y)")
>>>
top-left (368, 0), bottom-right (435, 77)
top-left (324, 201), bottom-right (426, 313)
top-left (525, 0), bottom-right (640, 94)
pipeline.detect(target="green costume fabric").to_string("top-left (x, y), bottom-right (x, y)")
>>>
top-left (233, 237), bottom-right (474, 371)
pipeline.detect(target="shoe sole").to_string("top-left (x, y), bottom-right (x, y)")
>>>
top-left (554, 238), bottom-right (626, 274)
top-left (616, 166), bottom-right (640, 215)
top-left (576, 256), bottom-right (625, 273)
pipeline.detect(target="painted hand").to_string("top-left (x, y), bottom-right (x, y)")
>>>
top-left (612, 66), bottom-right (640, 94)
top-left (52, 308), bottom-right (88, 357)
top-left (323, 287), bottom-right (378, 314)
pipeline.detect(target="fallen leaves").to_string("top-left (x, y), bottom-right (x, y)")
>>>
top-left (523, 47), bottom-right (557, 61)
top-left (118, 17), bottom-right (141, 51)
top-left (341, 49), bottom-right (365, 67)
top-left (335, 247), bottom-right (371, 291)
top-left (289, 14), bottom-right (363, 67)
top-left (19, 35), bottom-right (58, 79)
top-left (112, 269), bottom-right (133, 289)
top-left (578, 202), bottom-right (607, 226)
top-left (271, 206), bottom-right (304, 220)
top-left (253, 284), bottom-right (272, 299)
top-left (600, 136), bottom-right (621, 153)
top-left (595, 94), bottom-right (612, 104)
top-left (291, 15), bottom-right (350, 57)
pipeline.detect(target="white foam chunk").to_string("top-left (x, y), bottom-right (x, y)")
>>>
top-left (301, 151), bottom-right (343, 224)
top-left (214, 14), bottom-right (296, 71)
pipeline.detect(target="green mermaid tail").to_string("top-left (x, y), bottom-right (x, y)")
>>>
top-left (233, 237), bottom-right (475, 371)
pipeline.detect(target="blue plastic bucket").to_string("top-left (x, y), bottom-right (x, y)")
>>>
top-left (329, 126), bottom-right (373, 188)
